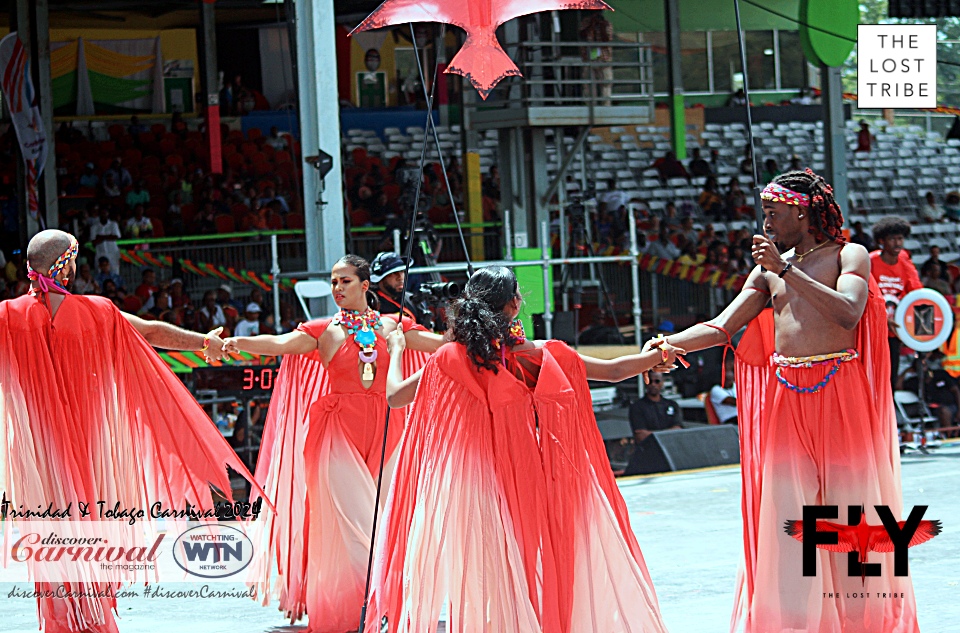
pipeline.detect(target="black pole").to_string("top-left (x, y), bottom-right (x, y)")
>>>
top-left (732, 0), bottom-right (764, 235)
top-left (356, 24), bottom-right (446, 632)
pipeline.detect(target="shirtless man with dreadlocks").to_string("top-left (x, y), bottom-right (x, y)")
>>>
top-left (648, 169), bottom-right (920, 632)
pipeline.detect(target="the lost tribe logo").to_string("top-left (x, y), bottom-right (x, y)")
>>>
top-left (784, 505), bottom-right (941, 584)
top-left (172, 524), bottom-right (254, 579)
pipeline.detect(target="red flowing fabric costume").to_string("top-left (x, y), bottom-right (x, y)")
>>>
top-left (731, 273), bottom-right (918, 632)
top-left (0, 294), bottom-right (262, 633)
top-left (249, 317), bottom-right (428, 633)
top-left (364, 340), bottom-right (667, 633)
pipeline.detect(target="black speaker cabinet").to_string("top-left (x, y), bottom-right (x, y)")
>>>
top-left (624, 425), bottom-right (740, 476)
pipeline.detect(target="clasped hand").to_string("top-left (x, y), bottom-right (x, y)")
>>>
top-left (203, 326), bottom-right (231, 362)
top-left (642, 337), bottom-right (687, 384)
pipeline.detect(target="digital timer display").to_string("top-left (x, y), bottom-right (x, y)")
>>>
top-left (193, 365), bottom-right (280, 394)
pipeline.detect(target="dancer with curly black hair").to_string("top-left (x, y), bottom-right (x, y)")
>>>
top-left (363, 265), bottom-right (683, 633)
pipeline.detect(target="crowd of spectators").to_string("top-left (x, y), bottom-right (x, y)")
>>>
top-left (342, 147), bottom-right (501, 230)
top-left (49, 116), bottom-right (303, 246)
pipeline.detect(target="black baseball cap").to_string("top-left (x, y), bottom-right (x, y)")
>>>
top-left (370, 252), bottom-right (411, 283)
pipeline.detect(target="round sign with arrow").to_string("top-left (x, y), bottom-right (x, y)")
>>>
top-left (894, 288), bottom-right (954, 352)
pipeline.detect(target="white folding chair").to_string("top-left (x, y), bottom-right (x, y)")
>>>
top-left (294, 280), bottom-right (332, 320)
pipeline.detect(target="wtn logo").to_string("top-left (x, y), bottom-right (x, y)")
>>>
top-left (784, 505), bottom-right (941, 584)
top-left (181, 540), bottom-right (243, 563)
top-left (173, 524), bottom-right (254, 579)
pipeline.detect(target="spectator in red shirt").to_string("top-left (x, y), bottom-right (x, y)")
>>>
top-left (650, 151), bottom-right (689, 182)
top-left (135, 268), bottom-right (158, 303)
top-left (856, 120), bottom-right (873, 153)
top-left (869, 216), bottom-right (922, 390)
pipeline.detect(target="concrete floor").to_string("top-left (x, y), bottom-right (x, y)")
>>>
top-left (2, 442), bottom-right (958, 633)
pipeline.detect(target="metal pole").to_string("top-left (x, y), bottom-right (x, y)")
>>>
top-left (296, 0), bottom-right (345, 284)
top-left (732, 0), bottom-right (764, 235)
top-left (34, 0), bottom-right (58, 229)
top-left (664, 0), bottom-right (686, 158)
top-left (271, 234), bottom-right (282, 334)
top-left (628, 208), bottom-right (644, 398)
top-left (628, 207), bottom-right (642, 349)
top-left (504, 210), bottom-right (514, 260)
top-left (540, 221), bottom-right (553, 339)
top-left (821, 63), bottom-right (848, 214)
top-left (200, 0), bottom-right (222, 175)
top-left (650, 274), bottom-right (659, 331)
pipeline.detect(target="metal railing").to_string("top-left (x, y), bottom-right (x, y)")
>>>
top-left (469, 39), bottom-right (655, 110)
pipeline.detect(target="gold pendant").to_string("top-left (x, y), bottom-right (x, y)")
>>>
top-left (362, 362), bottom-right (375, 382)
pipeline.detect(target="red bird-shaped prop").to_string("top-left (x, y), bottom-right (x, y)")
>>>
top-left (784, 514), bottom-right (941, 584)
top-left (352, 0), bottom-right (611, 99)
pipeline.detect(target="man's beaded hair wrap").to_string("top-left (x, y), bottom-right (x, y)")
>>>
top-left (766, 169), bottom-right (846, 244)
top-left (27, 238), bottom-right (78, 295)
top-left (759, 182), bottom-right (810, 207)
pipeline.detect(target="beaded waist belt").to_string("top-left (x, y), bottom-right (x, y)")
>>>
top-left (772, 349), bottom-right (858, 394)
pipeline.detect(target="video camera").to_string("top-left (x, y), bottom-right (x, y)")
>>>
top-left (566, 196), bottom-right (587, 227)
top-left (409, 281), bottom-right (461, 332)
top-left (416, 281), bottom-right (460, 301)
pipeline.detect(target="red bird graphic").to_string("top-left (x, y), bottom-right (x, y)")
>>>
top-left (353, 0), bottom-right (611, 99)
top-left (784, 513), bottom-right (941, 584)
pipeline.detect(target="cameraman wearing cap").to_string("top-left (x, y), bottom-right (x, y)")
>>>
top-left (370, 252), bottom-right (428, 325)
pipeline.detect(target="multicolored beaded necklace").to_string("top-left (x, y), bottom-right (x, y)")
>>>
top-left (332, 307), bottom-right (382, 381)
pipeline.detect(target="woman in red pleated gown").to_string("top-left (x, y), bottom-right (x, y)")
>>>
top-left (224, 255), bottom-right (440, 633)
top-left (364, 266), bottom-right (682, 633)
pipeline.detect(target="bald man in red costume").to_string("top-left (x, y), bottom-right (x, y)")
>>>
top-left (0, 230), bottom-right (263, 632)
top-left (650, 171), bottom-right (918, 632)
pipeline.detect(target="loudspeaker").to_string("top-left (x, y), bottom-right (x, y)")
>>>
top-left (594, 408), bottom-right (633, 441)
top-left (624, 426), bottom-right (740, 476)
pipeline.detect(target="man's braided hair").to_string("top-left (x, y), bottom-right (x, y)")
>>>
top-left (771, 169), bottom-right (846, 244)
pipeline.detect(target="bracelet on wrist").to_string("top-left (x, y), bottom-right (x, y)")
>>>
top-left (778, 262), bottom-right (793, 278)
top-left (201, 335), bottom-right (211, 352)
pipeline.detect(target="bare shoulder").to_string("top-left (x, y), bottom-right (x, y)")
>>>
top-left (743, 264), bottom-right (771, 292)
top-left (839, 242), bottom-right (870, 277)
top-left (380, 317), bottom-right (399, 335)
top-left (840, 241), bottom-right (869, 263)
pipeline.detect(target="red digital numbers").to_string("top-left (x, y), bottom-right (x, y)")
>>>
top-left (239, 367), bottom-right (275, 390)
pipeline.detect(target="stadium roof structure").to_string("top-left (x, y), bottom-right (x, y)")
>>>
top-left (21, 0), bottom-right (388, 28)
top-left (20, 0), bottom-right (805, 31)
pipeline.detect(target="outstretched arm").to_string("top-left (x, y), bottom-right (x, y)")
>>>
top-left (581, 340), bottom-right (686, 382)
top-left (651, 265), bottom-right (770, 355)
top-left (123, 313), bottom-right (227, 360)
top-left (386, 329), bottom-right (422, 408)
top-left (223, 330), bottom-right (317, 356)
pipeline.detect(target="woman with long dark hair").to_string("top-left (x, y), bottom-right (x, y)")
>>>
top-left (223, 254), bottom-right (443, 633)
top-left (365, 265), bottom-right (683, 633)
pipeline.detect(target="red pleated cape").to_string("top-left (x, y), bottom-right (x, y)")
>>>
top-left (365, 340), bottom-right (667, 633)
top-left (0, 293), bottom-right (263, 632)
